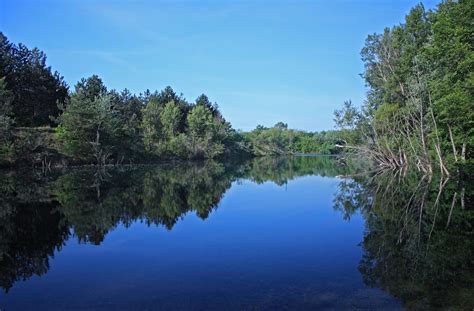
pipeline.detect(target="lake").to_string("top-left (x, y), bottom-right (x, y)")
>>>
top-left (0, 156), bottom-right (472, 310)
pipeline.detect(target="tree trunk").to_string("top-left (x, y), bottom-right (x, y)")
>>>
top-left (428, 100), bottom-right (449, 176)
top-left (461, 143), bottom-right (466, 161)
top-left (447, 124), bottom-right (458, 162)
top-left (446, 192), bottom-right (457, 229)
top-left (419, 99), bottom-right (430, 171)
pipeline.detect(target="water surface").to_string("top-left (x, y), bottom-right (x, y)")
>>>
top-left (0, 157), bottom-right (472, 310)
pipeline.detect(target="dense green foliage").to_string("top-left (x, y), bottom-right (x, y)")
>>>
top-left (0, 31), bottom-right (351, 166)
top-left (55, 78), bottom-right (245, 163)
top-left (335, 0), bottom-right (473, 174)
top-left (0, 32), bottom-right (343, 166)
top-left (140, 90), bottom-right (240, 159)
top-left (4, 0), bottom-right (471, 169)
top-left (244, 122), bottom-right (342, 156)
top-left (56, 76), bottom-right (122, 164)
top-left (0, 32), bottom-right (68, 126)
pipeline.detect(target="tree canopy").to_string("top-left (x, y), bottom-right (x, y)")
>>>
top-left (335, 0), bottom-right (473, 174)
top-left (0, 32), bottom-right (68, 126)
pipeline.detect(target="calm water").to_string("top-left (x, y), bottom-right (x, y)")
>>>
top-left (0, 157), bottom-right (472, 310)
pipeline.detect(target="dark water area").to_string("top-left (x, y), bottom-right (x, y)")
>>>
top-left (0, 156), bottom-right (472, 310)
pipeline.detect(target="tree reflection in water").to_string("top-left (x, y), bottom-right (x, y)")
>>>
top-left (0, 156), bottom-right (345, 292)
top-left (0, 157), bottom-right (472, 310)
top-left (334, 170), bottom-right (473, 310)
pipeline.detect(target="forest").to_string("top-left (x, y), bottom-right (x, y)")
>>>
top-left (1, 2), bottom-right (473, 308)
top-left (0, 32), bottom-right (340, 167)
top-left (1, 0), bottom-right (472, 174)
top-left (334, 0), bottom-right (473, 175)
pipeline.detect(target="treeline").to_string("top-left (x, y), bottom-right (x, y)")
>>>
top-left (334, 0), bottom-right (473, 175)
top-left (0, 32), bottom-right (343, 166)
top-left (0, 29), bottom-right (247, 165)
top-left (55, 75), bottom-right (246, 164)
top-left (243, 122), bottom-right (343, 156)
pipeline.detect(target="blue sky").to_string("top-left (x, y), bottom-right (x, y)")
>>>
top-left (1, 0), bottom-right (438, 131)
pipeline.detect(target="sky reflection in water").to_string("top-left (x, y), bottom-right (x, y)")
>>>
top-left (1, 157), bottom-right (471, 310)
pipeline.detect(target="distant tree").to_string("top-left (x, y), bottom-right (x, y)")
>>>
top-left (75, 75), bottom-right (107, 101)
top-left (195, 94), bottom-right (211, 107)
top-left (244, 124), bottom-right (342, 156)
top-left (274, 122), bottom-right (288, 130)
top-left (195, 94), bottom-right (219, 116)
top-left (148, 86), bottom-right (183, 107)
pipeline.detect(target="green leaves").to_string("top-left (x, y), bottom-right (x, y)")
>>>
top-left (187, 104), bottom-right (214, 138)
top-left (244, 123), bottom-right (341, 156)
top-left (56, 79), bottom-right (121, 164)
top-left (141, 99), bottom-right (164, 154)
top-left (336, 0), bottom-right (473, 170)
top-left (0, 32), bottom-right (68, 126)
top-left (140, 94), bottom-right (234, 160)
top-left (161, 100), bottom-right (183, 137)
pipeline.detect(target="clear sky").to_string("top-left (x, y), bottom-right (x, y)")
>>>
top-left (1, 0), bottom-right (438, 131)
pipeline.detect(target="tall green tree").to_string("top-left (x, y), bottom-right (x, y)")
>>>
top-left (335, 0), bottom-right (473, 173)
top-left (0, 32), bottom-right (68, 126)
top-left (141, 99), bottom-right (165, 156)
top-left (110, 88), bottom-right (144, 161)
top-left (425, 0), bottom-right (474, 162)
top-left (186, 104), bottom-right (225, 158)
top-left (160, 100), bottom-right (184, 138)
top-left (56, 76), bottom-right (120, 164)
